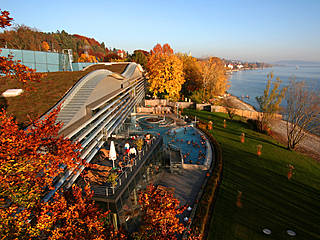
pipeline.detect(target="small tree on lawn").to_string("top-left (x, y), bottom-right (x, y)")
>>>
top-left (255, 73), bottom-right (286, 132)
top-left (285, 79), bottom-right (320, 150)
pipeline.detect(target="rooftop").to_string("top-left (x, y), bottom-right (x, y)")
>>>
top-left (0, 63), bottom-right (128, 127)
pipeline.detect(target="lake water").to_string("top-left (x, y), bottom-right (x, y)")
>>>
top-left (228, 65), bottom-right (320, 109)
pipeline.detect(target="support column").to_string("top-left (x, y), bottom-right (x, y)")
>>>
top-left (146, 167), bottom-right (150, 182)
top-left (132, 188), bottom-right (138, 206)
top-left (112, 213), bottom-right (118, 232)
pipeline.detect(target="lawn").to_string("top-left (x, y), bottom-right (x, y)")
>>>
top-left (184, 109), bottom-right (320, 240)
top-left (0, 63), bottom-right (128, 127)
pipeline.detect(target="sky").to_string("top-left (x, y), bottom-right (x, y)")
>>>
top-left (1, 0), bottom-right (320, 62)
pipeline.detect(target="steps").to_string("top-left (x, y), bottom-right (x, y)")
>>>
top-left (56, 76), bottom-right (102, 126)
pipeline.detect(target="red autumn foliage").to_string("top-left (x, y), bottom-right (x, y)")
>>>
top-left (0, 9), bottom-right (13, 28)
top-left (37, 184), bottom-right (126, 240)
top-left (104, 53), bottom-right (123, 62)
top-left (0, 10), bottom-right (126, 239)
top-left (150, 43), bottom-right (174, 56)
top-left (135, 185), bottom-right (186, 240)
top-left (73, 34), bottom-right (101, 46)
top-left (0, 54), bottom-right (46, 86)
top-left (0, 10), bottom-right (45, 87)
top-left (0, 106), bottom-right (83, 206)
top-left (0, 107), bottom-right (125, 239)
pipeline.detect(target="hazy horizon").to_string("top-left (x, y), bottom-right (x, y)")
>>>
top-left (1, 0), bottom-right (320, 63)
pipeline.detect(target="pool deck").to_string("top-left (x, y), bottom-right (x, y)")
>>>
top-left (135, 113), bottom-right (214, 207)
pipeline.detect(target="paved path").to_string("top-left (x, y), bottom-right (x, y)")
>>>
top-left (155, 168), bottom-right (206, 206)
top-left (271, 120), bottom-right (320, 161)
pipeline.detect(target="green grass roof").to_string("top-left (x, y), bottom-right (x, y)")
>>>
top-left (0, 63), bottom-right (128, 128)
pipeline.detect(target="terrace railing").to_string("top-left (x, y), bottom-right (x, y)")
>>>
top-left (92, 135), bottom-right (163, 198)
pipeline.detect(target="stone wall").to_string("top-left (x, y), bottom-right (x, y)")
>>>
top-left (145, 99), bottom-right (168, 106)
top-left (145, 100), bottom-right (194, 109)
top-left (141, 99), bottom-right (282, 120)
top-left (137, 106), bottom-right (171, 114)
top-left (210, 105), bottom-right (282, 120)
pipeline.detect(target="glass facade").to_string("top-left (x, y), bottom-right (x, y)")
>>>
top-left (0, 48), bottom-right (71, 72)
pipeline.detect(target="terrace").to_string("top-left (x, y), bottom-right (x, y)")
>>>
top-left (87, 133), bottom-right (163, 199)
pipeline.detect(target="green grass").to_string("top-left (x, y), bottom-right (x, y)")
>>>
top-left (184, 109), bottom-right (320, 240)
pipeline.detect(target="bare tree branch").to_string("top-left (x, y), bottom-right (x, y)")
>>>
top-left (285, 79), bottom-right (320, 150)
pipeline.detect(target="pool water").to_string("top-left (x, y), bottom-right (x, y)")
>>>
top-left (137, 116), bottom-right (207, 165)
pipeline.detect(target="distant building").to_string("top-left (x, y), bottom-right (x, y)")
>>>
top-left (227, 64), bottom-right (233, 69)
top-left (237, 64), bottom-right (243, 69)
top-left (117, 49), bottom-right (126, 58)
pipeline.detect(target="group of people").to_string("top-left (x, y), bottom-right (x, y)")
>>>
top-left (167, 127), bottom-right (208, 165)
top-left (124, 142), bottom-right (137, 159)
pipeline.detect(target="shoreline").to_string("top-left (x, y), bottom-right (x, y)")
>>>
top-left (224, 94), bottom-right (257, 111)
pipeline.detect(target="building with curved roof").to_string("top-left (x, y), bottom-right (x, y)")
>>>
top-left (43, 62), bottom-right (147, 201)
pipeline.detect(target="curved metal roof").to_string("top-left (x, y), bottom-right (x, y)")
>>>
top-left (54, 62), bottom-right (143, 132)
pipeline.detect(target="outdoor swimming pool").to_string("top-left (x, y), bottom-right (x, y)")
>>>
top-left (137, 116), bottom-right (207, 165)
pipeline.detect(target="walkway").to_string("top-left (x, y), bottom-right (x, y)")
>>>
top-left (154, 168), bottom-right (206, 206)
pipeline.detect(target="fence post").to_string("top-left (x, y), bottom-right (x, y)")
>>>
top-left (34, 50), bottom-right (36, 71)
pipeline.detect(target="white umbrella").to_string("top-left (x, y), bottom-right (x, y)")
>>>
top-left (109, 141), bottom-right (117, 168)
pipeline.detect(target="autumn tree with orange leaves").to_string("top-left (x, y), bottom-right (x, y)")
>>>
top-left (147, 43), bottom-right (184, 101)
top-left (41, 40), bottom-right (50, 51)
top-left (0, 10), bottom-right (125, 240)
top-left (134, 185), bottom-right (185, 240)
top-left (78, 53), bottom-right (98, 63)
top-left (200, 57), bottom-right (228, 98)
top-left (0, 108), bottom-right (126, 240)
top-left (134, 185), bottom-right (202, 240)
top-left (178, 54), bottom-right (202, 99)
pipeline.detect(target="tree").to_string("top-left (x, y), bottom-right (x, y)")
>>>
top-left (223, 99), bottom-right (236, 120)
top-left (285, 79), bottom-right (320, 150)
top-left (147, 43), bottom-right (184, 101)
top-left (135, 185), bottom-right (186, 240)
top-left (0, 24), bottom-right (109, 61)
top-left (0, 106), bottom-right (125, 239)
top-left (0, 11), bottom-right (44, 87)
top-left (131, 50), bottom-right (148, 68)
top-left (36, 184), bottom-right (126, 240)
top-left (255, 73), bottom-right (286, 132)
top-left (200, 57), bottom-right (228, 99)
top-left (41, 41), bottom-right (50, 51)
top-left (103, 52), bottom-right (123, 62)
top-left (0, 11), bottom-right (124, 239)
top-left (178, 54), bottom-right (202, 99)
top-left (78, 53), bottom-right (98, 63)
top-left (0, 107), bottom-right (80, 236)
top-left (0, 9), bottom-right (13, 28)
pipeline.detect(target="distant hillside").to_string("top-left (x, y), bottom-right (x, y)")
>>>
top-left (0, 25), bottom-right (123, 62)
top-left (273, 60), bottom-right (320, 66)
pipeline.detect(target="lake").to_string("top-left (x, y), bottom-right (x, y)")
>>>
top-left (228, 65), bottom-right (320, 109)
